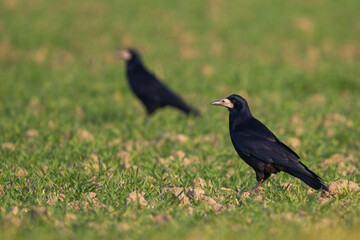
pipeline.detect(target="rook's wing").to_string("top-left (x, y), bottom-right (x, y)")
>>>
top-left (231, 120), bottom-right (300, 169)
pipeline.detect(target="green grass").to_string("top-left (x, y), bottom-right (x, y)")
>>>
top-left (1, 0), bottom-right (360, 239)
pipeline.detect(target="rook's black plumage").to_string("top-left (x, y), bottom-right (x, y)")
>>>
top-left (117, 49), bottom-right (199, 116)
top-left (212, 94), bottom-right (328, 192)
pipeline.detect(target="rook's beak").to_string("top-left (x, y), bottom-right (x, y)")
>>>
top-left (116, 50), bottom-right (131, 61)
top-left (211, 98), bottom-right (234, 109)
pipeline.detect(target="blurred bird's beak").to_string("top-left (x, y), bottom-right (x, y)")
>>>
top-left (116, 50), bottom-right (131, 61)
top-left (211, 98), bottom-right (234, 109)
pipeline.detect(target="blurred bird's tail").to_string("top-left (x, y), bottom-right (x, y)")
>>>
top-left (189, 107), bottom-right (201, 116)
top-left (172, 101), bottom-right (200, 116)
top-left (286, 163), bottom-right (328, 191)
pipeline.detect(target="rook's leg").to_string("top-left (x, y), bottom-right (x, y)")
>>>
top-left (250, 172), bottom-right (271, 194)
top-left (250, 179), bottom-right (264, 193)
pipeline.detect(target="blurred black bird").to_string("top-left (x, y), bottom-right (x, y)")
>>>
top-left (212, 94), bottom-right (328, 192)
top-left (116, 48), bottom-right (199, 116)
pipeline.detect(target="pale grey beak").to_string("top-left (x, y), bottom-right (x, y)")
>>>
top-left (116, 50), bottom-right (132, 61)
top-left (211, 98), bottom-right (234, 109)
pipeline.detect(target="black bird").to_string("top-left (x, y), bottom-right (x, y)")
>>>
top-left (116, 48), bottom-right (199, 116)
top-left (212, 94), bottom-right (328, 192)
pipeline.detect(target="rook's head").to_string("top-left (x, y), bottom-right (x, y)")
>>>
top-left (211, 94), bottom-right (249, 112)
top-left (116, 48), bottom-right (141, 62)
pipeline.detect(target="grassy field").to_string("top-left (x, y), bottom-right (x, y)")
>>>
top-left (1, 0), bottom-right (360, 239)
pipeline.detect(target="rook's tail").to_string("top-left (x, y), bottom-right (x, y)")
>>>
top-left (171, 100), bottom-right (200, 116)
top-left (188, 107), bottom-right (200, 116)
top-left (287, 163), bottom-right (328, 191)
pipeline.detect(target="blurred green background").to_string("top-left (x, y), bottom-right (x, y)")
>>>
top-left (1, 0), bottom-right (360, 240)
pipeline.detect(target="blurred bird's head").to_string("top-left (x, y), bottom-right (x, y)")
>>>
top-left (211, 94), bottom-right (249, 112)
top-left (116, 48), bottom-right (142, 63)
